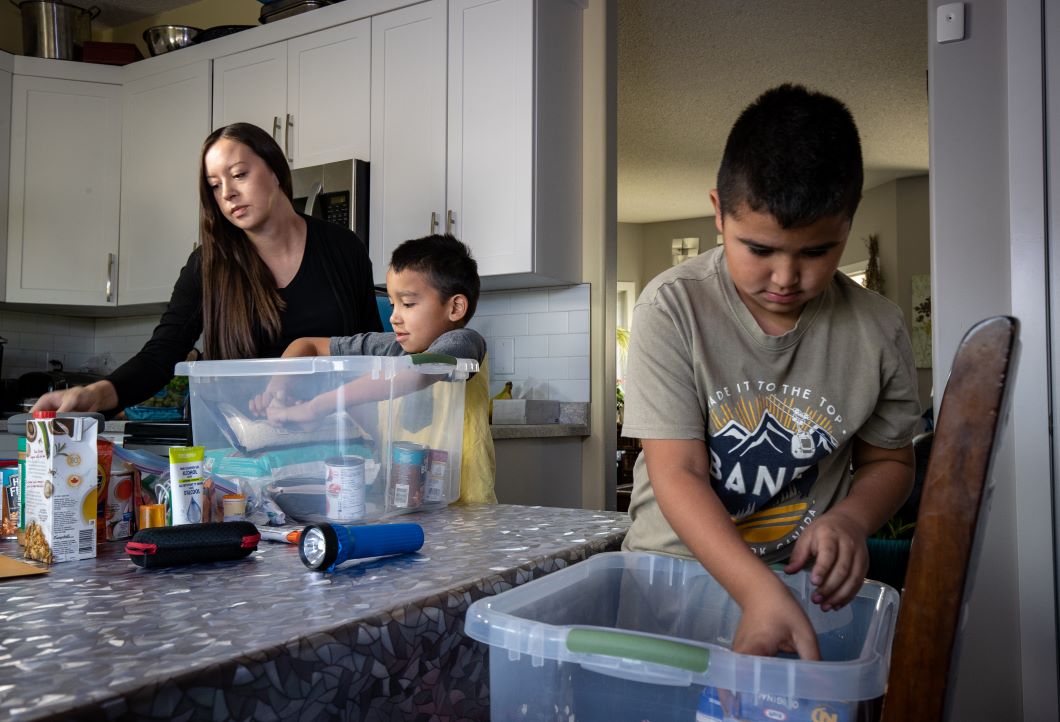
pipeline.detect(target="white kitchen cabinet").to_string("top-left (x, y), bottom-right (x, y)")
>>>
top-left (449, 0), bottom-right (583, 287)
top-left (119, 60), bottom-right (211, 306)
top-left (213, 20), bottom-right (371, 170)
top-left (6, 75), bottom-right (122, 305)
top-left (369, 0), bottom-right (583, 289)
top-left (369, 0), bottom-right (447, 284)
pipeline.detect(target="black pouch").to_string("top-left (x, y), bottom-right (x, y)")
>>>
top-left (126, 522), bottom-right (260, 569)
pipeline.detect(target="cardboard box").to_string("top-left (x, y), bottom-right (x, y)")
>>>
top-left (23, 416), bottom-right (98, 563)
top-left (491, 399), bottom-right (560, 425)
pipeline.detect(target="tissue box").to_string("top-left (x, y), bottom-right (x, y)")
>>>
top-left (465, 551), bottom-right (899, 722)
top-left (491, 399), bottom-right (560, 424)
top-left (176, 354), bottom-right (475, 522)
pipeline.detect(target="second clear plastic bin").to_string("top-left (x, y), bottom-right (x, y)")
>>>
top-left (175, 353), bottom-right (474, 524)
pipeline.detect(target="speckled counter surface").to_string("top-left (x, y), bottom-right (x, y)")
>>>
top-left (0, 505), bottom-right (630, 722)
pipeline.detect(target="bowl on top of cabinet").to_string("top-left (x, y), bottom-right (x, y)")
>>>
top-left (142, 25), bottom-right (201, 56)
top-left (259, 0), bottom-right (331, 24)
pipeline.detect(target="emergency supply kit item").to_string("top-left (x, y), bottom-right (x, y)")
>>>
top-left (175, 354), bottom-right (474, 523)
top-left (298, 521), bottom-right (424, 572)
top-left (22, 411), bottom-right (98, 563)
top-left (125, 521), bottom-right (260, 568)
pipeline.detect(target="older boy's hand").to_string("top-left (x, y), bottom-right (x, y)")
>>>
top-left (784, 509), bottom-right (869, 611)
top-left (733, 585), bottom-right (821, 660)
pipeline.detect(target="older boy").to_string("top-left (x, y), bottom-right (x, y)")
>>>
top-left (621, 84), bottom-right (920, 660)
top-left (256, 234), bottom-right (496, 504)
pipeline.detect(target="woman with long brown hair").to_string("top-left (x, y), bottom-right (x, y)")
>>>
top-left (34, 123), bottom-right (381, 413)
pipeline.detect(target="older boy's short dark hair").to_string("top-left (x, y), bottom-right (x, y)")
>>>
top-left (716, 83), bottom-right (864, 228)
top-left (391, 234), bottom-right (480, 323)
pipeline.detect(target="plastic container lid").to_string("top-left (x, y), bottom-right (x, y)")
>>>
top-left (32, 410), bottom-right (56, 418)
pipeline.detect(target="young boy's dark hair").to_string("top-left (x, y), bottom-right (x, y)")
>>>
top-left (390, 234), bottom-right (480, 323)
top-left (716, 83), bottom-right (864, 228)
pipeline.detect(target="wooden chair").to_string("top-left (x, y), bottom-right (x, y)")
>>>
top-left (880, 316), bottom-right (1020, 722)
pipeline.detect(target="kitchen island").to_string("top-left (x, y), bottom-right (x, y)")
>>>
top-left (0, 505), bottom-right (630, 721)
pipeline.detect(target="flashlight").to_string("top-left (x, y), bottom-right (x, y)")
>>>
top-left (298, 522), bottom-right (424, 572)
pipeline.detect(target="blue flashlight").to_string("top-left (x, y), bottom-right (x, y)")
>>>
top-left (298, 522), bottom-right (424, 572)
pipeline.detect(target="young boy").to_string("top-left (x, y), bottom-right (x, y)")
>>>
top-left (256, 234), bottom-right (496, 504)
top-left (621, 84), bottom-right (921, 660)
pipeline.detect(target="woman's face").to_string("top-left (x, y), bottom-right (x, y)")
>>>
top-left (203, 138), bottom-right (285, 233)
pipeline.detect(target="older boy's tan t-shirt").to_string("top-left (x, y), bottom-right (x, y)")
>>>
top-left (621, 247), bottom-right (921, 563)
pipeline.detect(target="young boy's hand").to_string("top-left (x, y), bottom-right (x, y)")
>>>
top-left (784, 509), bottom-right (869, 611)
top-left (249, 377), bottom-right (292, 416)
top-left (733, 584), bottom-right (821, 660)
top-left (264, 398), bottom-right (320, 427)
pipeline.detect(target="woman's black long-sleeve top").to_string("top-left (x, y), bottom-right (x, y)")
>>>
top-left (106, 215), bottom-right (382, 410)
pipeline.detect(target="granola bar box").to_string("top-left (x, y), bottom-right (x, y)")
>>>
top-left (23, 412), bottom-right (99, 564)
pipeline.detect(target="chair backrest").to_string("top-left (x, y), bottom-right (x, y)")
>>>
top-left (881, 316), bottom-right (1020, 722)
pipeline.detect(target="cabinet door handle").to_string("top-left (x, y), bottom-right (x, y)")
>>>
top-left (445, 210), bottom-right (455, 235)
top-left (105, 253), bottom-right (116, 303)
top-left (429, 211), bottom-right (439, 234)
top-left (272, 115), bottom-right (282, 142)
top-left (285, 113), bottom-right (294, 162)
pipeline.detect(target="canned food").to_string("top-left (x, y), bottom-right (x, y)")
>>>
top-left (390, 442), bottom-right (427, 509)
top-left (424, 449), bottom-right (449, 503)
top-left (325, 455), bottom-right (366, 522)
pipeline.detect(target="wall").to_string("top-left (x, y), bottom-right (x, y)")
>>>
top-left (99, 0), bottom-right (262, 59)
top-left (468, 285), bottom-right (590, 402)
top-left (0, 310), bottom-right (96, 379)
top-left (0, 3), bottom-right (20, 55)
top-left (928, 0), bottom-right (1045, 719)
top-left (616, 222), bottom-right (642, 287)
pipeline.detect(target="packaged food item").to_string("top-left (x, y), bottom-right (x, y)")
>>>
top-left (389, 441), bottom-right (427, 509)
top-left (22, 412), bottom-right (99, 563)
top-left (17, 436), bottom-right (26, 545)
top-left (169, 446), bottom-right (206, 525)
top-left (325, 455), bottom-right (365, 522)
top-left (222, 494), bottom-right (247, 521)
top-left (96, 439), bottom-right (134, 542)
top-left (1, 464), bottom-right (19, 540)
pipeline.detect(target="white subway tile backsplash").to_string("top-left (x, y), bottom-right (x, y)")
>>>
top-left (19, 333), bottom-right (54, 351)
top-left (568, 310), bottom-right (590, 333)
top-left (528, 312), bottom-right (568, 335)
top-left (548, 285), bottom-right (590, 311)
top-left (548, 380), bottom-right (591, 401)
top-left (568, 356), bottom-right (591, 380)
top-left (513, 335), bottom-right (548, 358)
top-left (475, 293), bottom-right (511, 317)
top-left (477, 283), bottom-right (592, 402)
top-left (509, 289), bottom-right (549, 313)
top-left (548, 333), bottom-right (589, 357)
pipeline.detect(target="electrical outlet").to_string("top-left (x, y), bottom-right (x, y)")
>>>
top-left (493, 337), bottom-right (515, 375)
top-left (937, 3), bottom-right (965, 44)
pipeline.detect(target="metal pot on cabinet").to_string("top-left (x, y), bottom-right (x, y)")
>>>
top-left (11, 0), bottom-right (101, 61)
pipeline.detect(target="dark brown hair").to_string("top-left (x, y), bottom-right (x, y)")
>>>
top-left (390, 234), bottom-right (480, 324)
top-left (198, 122), bottom-right (294, 360)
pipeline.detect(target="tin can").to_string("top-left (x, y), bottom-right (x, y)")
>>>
top-left (389, 442), bottom-right (427, 509)
top-left (424, 449), bottom-right (449, 503)
top-left (325, 455), bottom-right (365, 522)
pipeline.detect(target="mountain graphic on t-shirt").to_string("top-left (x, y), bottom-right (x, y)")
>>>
top-left (717, 412), bottom-right (838, 461)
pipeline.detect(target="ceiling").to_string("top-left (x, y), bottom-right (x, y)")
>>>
top-left (618, 0), bottom-right (930, 223)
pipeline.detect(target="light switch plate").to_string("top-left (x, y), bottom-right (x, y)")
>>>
top-left (493, 336), bottom-right (515, 375)
top-left (937, 3), bottom-right (965, 43)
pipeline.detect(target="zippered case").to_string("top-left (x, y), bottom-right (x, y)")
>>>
top-left (125, 521), bottom-right (260, 568)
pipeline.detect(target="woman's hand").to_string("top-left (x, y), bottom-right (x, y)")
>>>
top-left (784, 508), bottom-right (870, 611)
top-left (32, 380), bottom-right (118, 414)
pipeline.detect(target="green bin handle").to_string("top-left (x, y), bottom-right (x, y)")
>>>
top-left (566, 628), bottom-right (710, 674)
top-left (409, 353), bottom-right (458, 367)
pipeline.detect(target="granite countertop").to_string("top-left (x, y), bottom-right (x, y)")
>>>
top-left (0, 504), bottom-right (630, 721)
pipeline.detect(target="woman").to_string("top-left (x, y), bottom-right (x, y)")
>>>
top-left (34, 123), bottom-right (382, 414)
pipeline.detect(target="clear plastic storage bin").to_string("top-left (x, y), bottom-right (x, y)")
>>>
top-left (464, 551), bottom-right (899, 722)
top-left (175, 354), bottom-right (474, 524)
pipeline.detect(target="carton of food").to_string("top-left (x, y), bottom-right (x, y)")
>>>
top-left (22, 415), bottom-right (99, 563)
top-left (96, 439), bottom-right (134, 542)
